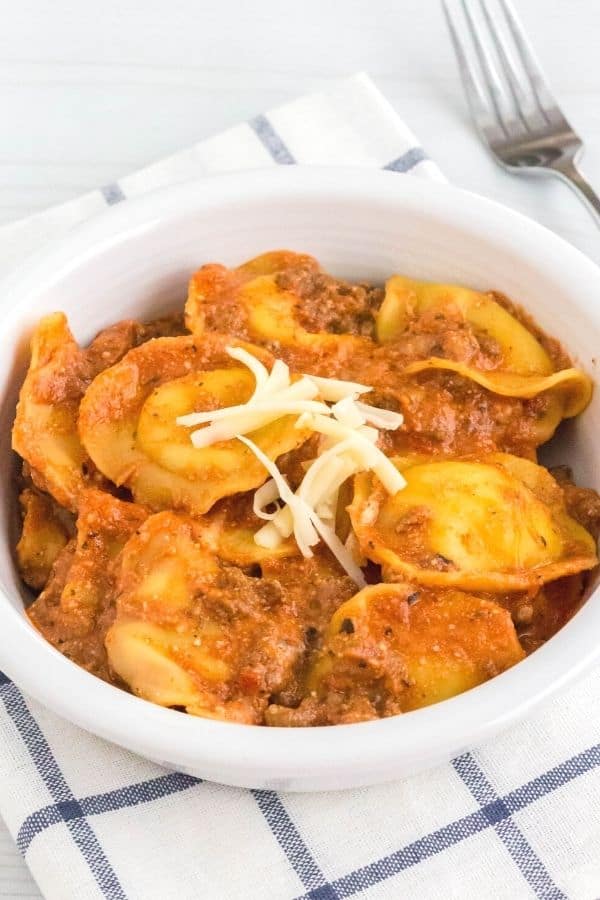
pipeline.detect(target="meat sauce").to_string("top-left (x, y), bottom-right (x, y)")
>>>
top-left (14, 252), bottom-right (600, 726)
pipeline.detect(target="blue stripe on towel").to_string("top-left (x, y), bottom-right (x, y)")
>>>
top-left (101, 183), bottom-right (126, 205)
top-left (253, 790), bottom-right (337, 898)
top-left (293, 744), bottom-right (600, 899)
top-left (0, 678), bottom-right (127, 899)
top-left (304, 807), bottom-right (492, 899)
top-left (505, 744), bottom-right (600, 811)
top-left (383, 147), bottom-right (428, 172)
top-left (453, 753), bottom-right (566, 900)
top-left (249, 115), bottom-right (296, 164)
top-left (18, 772), bottom-right (200, 854)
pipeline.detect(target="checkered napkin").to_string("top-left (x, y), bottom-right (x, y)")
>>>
top-left (0, 73), bottom-right (599, 900)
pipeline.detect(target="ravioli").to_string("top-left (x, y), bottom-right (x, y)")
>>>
top-left (401, 358), bottom-right (591, 436)
top-left (196, 498), bottom-right (299, 566)
top-left (79, 334), bottom-right (311, 515)
top-left (305, 584), bottom-right (524, 718)
top-left (12, 313), bottom-right (188, 510)
top-left (350, 454), bottom-right (598, 591)
top-left (27, 490), bottom-right (147, 678)
top-left (12, 314), bottom-right (92, 510)
top-left (16, 488), bottom-right (72, 590)
top-left (106, 511), bottom-right (305, 722)
top-left (185, 250), bottom-right (370, 358)
top-left (376, 276), bottom-right (553, 373)
top-left (376, 276), bottom-right (592, 435)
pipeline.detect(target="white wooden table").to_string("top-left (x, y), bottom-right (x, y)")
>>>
top-left (1, 0), bottom-right (599, 894)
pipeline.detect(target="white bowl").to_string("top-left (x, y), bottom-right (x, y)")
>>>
top-left (0, 167), bottom-right (599, 792)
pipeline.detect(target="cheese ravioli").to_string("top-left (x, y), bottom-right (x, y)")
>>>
top-left (79, 334), bottom-right (311, 515)
top-left (185, 250), bottom-right (373, 358)
top-left (350, 454), bottom-right (598, 591)
top-left (376, 276), bottom-right (592, 441)
top-left (280, 584), bottom-right (524, 724)
top-left (27, 490), bottom-right (147, 678)
top-left (106, 511), bottom-right (306, 723)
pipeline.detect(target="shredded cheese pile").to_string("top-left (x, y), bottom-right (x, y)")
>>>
top-left (176, 347), bottom-right (405, 586)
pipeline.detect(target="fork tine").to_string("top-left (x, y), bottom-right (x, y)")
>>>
top-left (442, 0), bottom-right (499, 137)
top-left (498, 0), bottom-right (560, 122)
top-left (478, 0), bottom-right (536, 128)
top-left (460, 0), bottom-right (513, 136)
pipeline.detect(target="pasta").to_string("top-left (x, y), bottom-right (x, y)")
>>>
top-left (185, 250), bottom-right (376, 354)
top-left (300, 584), bottom-right (525, 723)
top-left (12, 313), bottom-right (92, 510)
top-left (16, 488), bottom-right (72, 590)
top-left (184, 258), bottom-right (590, 457)
top-left (105, 511), bottom-right (311, 722)
top-left (12, 312), bottom-right (186, 510)
top-left (27, 490), bottom-right (147, 679)
top-left (15, 252), bottom-right (600, 727)
top-left (376, 276), bottom-right (554, 373)
top-left (78, 334), bottom-right (311, 515)
top-left (349, 454), bottom-right (597, 591)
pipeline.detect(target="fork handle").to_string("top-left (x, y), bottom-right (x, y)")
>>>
top-left (552, 160), bottom-right (600, 227)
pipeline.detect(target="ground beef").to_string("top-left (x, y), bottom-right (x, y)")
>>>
top-left (276, 267), bottom-right (384, 337)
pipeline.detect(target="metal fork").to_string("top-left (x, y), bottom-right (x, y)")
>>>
top-left (443, 0), bottom-right (600, 226)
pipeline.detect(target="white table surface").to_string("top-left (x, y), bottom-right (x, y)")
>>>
top-left (1, 0), bottom-right (600, 895)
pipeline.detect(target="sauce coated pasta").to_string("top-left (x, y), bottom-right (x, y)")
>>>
top-left (13, 251), bottom-right (600, 726)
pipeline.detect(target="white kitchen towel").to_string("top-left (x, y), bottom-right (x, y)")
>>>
top-left (0, 72), bottom-right (599, 900)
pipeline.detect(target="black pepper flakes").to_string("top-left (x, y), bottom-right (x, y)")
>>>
top-left (339, 618), bottom-right (355, 635)
top-left (305, 626), bottom-right (319, 645)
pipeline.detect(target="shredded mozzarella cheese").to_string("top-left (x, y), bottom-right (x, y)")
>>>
top-left (176, 345), bottom-right (405, 585)
top-left (236, 435), bottom-right (319, 557)
top-left (303, 374), bottom-right (371, 401)
top-left (354, 400), bottom-right (404, 430)
top-left (330, 396), bottom-right (365, 429)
